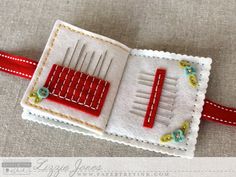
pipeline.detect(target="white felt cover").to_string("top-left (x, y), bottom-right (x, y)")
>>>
top-left (21, 20), bottom-right (130, 133)
top-left (21, 20), bottom-right (212, 158)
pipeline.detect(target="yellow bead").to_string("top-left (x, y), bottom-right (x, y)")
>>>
top-left (29, 91), bottom-right (37, 97)
top-left (160, 134), bottom-right (173, 142)
top-left (189, 74), bottom-right (198, 88)
top-left (181, 121), bottom-right (190, 135)
top-left (179, 60), bottom-right (191, 69)
top-left (34, 96), bottom-right (42, 103)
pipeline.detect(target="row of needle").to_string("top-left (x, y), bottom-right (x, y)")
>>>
top-left (130, 71), bottom-right (178, 127)
top-left (61, 39), bottom-right (113, 79)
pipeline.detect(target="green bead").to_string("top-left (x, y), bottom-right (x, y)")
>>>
top-left (184, 66), bottom-right (196, 76)
top-left (37, 87), bottom-right (49, 99)
top-left (172, 129), bottom-right (185, 143)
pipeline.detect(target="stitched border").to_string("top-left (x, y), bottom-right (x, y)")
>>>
top-left (27, 111), bottom-right (187, 151)
top-left (0, 66), bottom-right (32, 78)
top-left (61, 24), bottom-right (129, 52)
top-left (26, 102), bottom-right (103, 131)
top-left (131, 53), bottom-right (203, 65)
top-left (0, 53), bottom-right (37, 66)
top-left (107, 132), bottom-right (187, 151)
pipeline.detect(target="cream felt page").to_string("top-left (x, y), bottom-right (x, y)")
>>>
top-left (21, 20), bottom-right (131, 133)
top-left (105, 49), bottom-right (212, 157)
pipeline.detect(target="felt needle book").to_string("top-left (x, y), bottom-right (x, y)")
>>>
top-left (0, 20), bottom-right (236, 158)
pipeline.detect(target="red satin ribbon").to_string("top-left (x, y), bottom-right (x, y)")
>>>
top-left (0, 51), bottom-right (235, 126)
top-left (0, 51), bottom-right (37, 79)
top-left (202, 99), bottom-right (236, 126)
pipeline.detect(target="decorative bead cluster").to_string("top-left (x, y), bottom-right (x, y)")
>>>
top-left (29, 87), bottom-right (49, 103)
top-left (179, 60), bottom-right (198, 88)
top-left (160, 121), bottom-right (190, 143)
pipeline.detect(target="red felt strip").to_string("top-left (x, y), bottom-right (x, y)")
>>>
top-left (60, 69), bottom-right (75, 97)
top-left (65, 71), bottom-right (82, 99)
top-left (44, 64), bottom-right (110, 117)
top-left (0, 51), bottom-right (235, 126)
top-left (143, 69), bottom-right (166, 128)
top-left (84, 78), bottom-right (100, 106)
